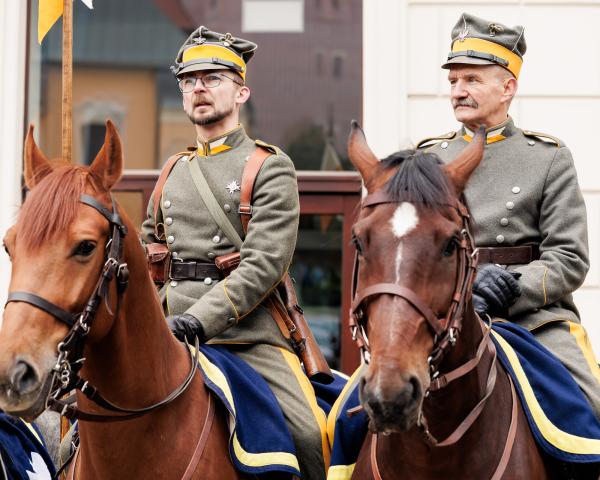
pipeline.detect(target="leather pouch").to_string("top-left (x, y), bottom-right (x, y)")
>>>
top-left (215, 252), bottom-right (241, 277)
top-left (146, 243), bottom-right (171, 286)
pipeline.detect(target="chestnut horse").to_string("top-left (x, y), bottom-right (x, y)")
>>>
top-left (0, 122), bottom-right (248, 479)
top-left (346, 123), bottom-right (554, 479)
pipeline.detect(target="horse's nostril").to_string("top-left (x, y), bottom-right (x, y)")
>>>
top-left (10, 360), bottom-right (39, 395)
top-left (409, 376), bottom-right (422, 402)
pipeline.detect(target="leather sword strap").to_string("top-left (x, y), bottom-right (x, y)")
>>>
top-left (239, 146), bottom-right (271, 232)
top-left (169, 261), bottom-right (222, 281)
top-left (477, 245), bottom-right (539, 265)
top-left (152, 152), bottom-right (190, 238)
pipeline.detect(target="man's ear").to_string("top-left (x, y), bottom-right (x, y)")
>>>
top-left (502, 77), bottom-right (518, 104)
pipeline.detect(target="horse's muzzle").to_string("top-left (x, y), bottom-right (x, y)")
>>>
top-left (360, 374), bottom-right (423, 433)
top-left (0, 357), bottom-right (52, 418)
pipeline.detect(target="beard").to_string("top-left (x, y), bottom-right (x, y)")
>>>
top-left (187, 104), bottom-right (235, 126)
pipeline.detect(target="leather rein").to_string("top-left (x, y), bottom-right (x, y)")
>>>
top-left (349, 189), bottom-right (518, 477)
top-left (5, 194), bottom-right (199, 423)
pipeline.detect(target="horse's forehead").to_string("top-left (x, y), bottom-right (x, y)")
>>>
top-left (390, 202), bottom-right (419, 239)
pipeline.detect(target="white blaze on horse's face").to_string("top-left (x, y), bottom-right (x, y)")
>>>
top-left (389, 202), bottom-right (419, 281)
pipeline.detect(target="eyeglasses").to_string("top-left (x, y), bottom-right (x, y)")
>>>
top-left (177, 73), bottom-right (243, 93)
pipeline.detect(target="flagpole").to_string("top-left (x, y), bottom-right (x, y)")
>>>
top-left (61, 0), bottom-right (73, 163)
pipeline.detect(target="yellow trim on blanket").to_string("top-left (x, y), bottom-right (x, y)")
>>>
top-left (327, 463), bottom-right (356, 480)
top-left (279, 348), bottom-right (331, 470)
top-left (21, 420), bottom-right (43, 446)
top-left (327, 365), bottom-right (365, 450)
top-left (193, 346), bottom-right (301, 471)
top-left (568, 322), bottom-right (600, 384)
top-left (491, 330), bottom-right (600, 454)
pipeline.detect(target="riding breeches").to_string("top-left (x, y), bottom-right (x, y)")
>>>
top-left (227, 343), bottom-right (330, 480)
top-left (532, 320), bottom-right (600, 418)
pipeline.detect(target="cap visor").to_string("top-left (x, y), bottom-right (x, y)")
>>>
top-left (177, 63), bottom-right (231, 76)
top-left (441, 56), bottom-right (496, 69)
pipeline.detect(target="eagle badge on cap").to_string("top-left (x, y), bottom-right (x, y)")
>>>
top-left (488, 23), bottom-right (504, 36)
top-left (457, 27), bottom-right (469, 42)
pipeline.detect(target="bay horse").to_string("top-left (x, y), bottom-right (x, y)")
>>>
top-left (346, 122), bottom-right (554, 479)
top-left (0, 122), bottom-right (249, 479)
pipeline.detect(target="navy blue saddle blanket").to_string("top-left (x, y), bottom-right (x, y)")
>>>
top-left (196, 344), bottom-right (345, 478)
top-left (0, 413), bottom-right (56, 480)
top-left (327, 322), bottom-right (600, 480)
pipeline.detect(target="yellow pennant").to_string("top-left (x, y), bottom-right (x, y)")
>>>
top-left (38, 0), bottom-right (63, 44)
top-left (38, 0), bottom-right (94, 44)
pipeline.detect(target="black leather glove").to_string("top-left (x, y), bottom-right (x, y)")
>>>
top-left (472, 292), bottom-right (489, 317)
top-left (166, 314), bottom-right (206, 343)
top-left (473, 264), bottom-right (522, 318)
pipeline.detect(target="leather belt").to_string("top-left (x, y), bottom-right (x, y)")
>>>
top-left (477, 245), bottom-right (539, 265)
top-left (169, 261), bottom-right (222, 281)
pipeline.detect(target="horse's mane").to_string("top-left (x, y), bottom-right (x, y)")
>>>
top-left (380, 149), bottom-right (453, 212)
top-left (18, 164), bottom-right (104, 250)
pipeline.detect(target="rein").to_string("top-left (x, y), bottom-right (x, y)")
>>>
top-left (5, 194), bottom-right (199, 422)
top-left (350, 188), bottom-right (518, 474)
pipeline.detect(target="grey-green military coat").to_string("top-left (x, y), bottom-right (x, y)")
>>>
top-left (422, 117), bottom-right (589, 331)
top-left (141, 126), bottom-right (299, 348)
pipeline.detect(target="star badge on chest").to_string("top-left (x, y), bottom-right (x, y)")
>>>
top-left (226, 180), bottom-right (241, 195)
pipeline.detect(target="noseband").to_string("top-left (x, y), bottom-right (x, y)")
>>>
top-left (5, 194), bottom-right (198, 422)
top-left (349, 189), bottom-right (479, 372)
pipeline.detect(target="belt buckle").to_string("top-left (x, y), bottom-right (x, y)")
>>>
top-left (168, 257), bottom-right (184, 280)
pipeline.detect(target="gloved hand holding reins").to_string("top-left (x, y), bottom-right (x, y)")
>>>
top-left (472, 264), bottom-right (522, 318)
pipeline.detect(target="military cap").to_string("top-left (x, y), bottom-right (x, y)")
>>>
top-left (171, 26), bottom-right (257, 81)
top-left (442, 13), bottom-right (526, 78)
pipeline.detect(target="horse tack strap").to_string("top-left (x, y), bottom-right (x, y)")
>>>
top-left (370, 433), bottom-right (383, 480)
top-left (181, 393), bottom-right (215, 480)
top-left (239, 146), bottom-right (271, 233)
top-left (352, 283), bottom-right (444, 337)
top-left (5, 292), bottom-right (78, 328)
top-left (152, 153), bottom-right (188, 238)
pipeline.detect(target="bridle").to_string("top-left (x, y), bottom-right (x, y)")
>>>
top-left (5, 194), bottom-right (199, 423)
top-left (349, 189), bottom-right (479, 374)
top-left (350, 188), bottom-right (518, 478)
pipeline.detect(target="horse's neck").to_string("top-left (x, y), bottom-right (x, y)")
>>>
top-left (80, 232), bottom-right (191, 406)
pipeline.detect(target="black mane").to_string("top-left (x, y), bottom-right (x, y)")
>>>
top-left (380, 149), bottom-right (453, 211)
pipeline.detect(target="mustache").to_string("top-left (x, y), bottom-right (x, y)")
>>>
top-left (453, 98), bottom-right (478, 108)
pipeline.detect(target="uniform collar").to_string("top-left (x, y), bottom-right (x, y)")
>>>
top-left (462, 117), bottom-right (517, 144)
top-left (196, 125), bottom-right (247, 156)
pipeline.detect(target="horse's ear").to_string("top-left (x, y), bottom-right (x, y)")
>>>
top-left (23, 125), bottom-right (53, 189)
top-left (443, 126), bottom-right (485, 193)
top-left (90, 120), bottom-right (123, 189)
top-left (348, 120), bottom-right (379, 188)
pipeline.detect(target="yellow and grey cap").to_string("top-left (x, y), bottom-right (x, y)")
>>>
top-left (171, 26), bottom-right (257, 81)
top-left (442, 13), bottom-right (526, 79)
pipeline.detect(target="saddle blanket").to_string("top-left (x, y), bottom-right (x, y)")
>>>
top-left (0, 412), bottom-right (56, 480)
top-left (326, 322), bottom-right (600, 480)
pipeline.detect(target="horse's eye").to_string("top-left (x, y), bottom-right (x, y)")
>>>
top-left (443, 237), bottom-right (458, 257)
top-left (73, 240), bottom-right (97, 257)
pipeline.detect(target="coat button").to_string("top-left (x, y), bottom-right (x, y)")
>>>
top-left (528, 140), bottom-right (535, 146)
top-left (207, 252), bottom-right (216, 259)
top-left (500, 218), bottom-right (509, 226)
top-left (172, 251), bottom-right (178, 259)
top-left (441, 141), bottom-right (449, 149)
top-left (165, 217), bottom-right (173, 225)
top-left (167, 235), bottom-right (175, 244)
top-left (496, 234), bottom-right (505, 243)
top-left (511, 186), bottom-right (521, 194)
top-left (228, 317), bottom-right (236, 325)
top-left (204, 277), bottom-right (213, 285)
top-left (224, 204), bottom-right (231, 212)
top-left (163, 200), bottom-right (171, 209)
top-left (170, 281), bottom-right (178, 287)
top-left (212, 235), bottom-right (220, 243)
top-left (506, 201), bottom-right (514, 210)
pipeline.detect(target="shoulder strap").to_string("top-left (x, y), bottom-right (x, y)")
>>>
top-left (187, 154), bottom-right (244, 250)
top-left (240, 146), bottom-right (272, 234)
top-left (152, 152), bottom-right (187, 238)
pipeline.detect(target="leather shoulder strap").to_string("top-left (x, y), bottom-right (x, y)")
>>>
top-left (239, 146), bottom-right (272, 234)
top-left (152, 152), bottom-right (188, 237)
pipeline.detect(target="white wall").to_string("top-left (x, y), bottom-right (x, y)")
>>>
top-left (0, 0), bottom-right (27, 319)
top-left (364, 0), bottom-right (600, 353)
